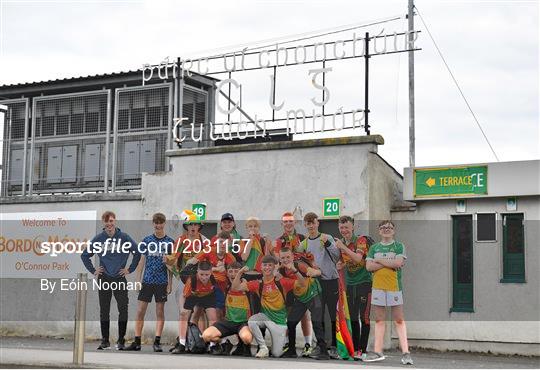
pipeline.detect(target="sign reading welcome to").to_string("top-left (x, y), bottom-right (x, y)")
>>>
top-left (0, 211), bottom-right (96, 278)
top-left (414, 166), bottom-right (488, 198)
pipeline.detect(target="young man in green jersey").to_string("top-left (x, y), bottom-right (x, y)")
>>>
top-left (363, 220), bottom-right (413, 365)
top-left (335, 215), bottom-right (372, 359)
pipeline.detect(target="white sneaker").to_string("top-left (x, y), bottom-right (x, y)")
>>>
top-left (362, 351), bottom-right (386, 362)
top-left (255, 346), bottom-right (269, 358)
top-left (401, 352), bottom-right (414, 365)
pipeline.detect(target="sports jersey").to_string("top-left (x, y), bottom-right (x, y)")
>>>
top-left (245, 234), bottom-right (266, 272)
top-left (183, 276), bottom-right (215, 298)
top-left (247, 278), bottom-right (295, 325)
top-left (196, 251), bottom-right (236, 292)
top-left (279, 266), bottom-right (321, 304)
top-left (366, 240), bottom-right (406, 291)
top-left (274, 231), bottom-right (305, 255)
top-left (340, 235), bottom-right (372, 285)
top-left (210, 229), bottom-right (244, 262)
top-left (173, 234), bottom-right (208, 268)
top-left (141, 234), bottom-right (174, 285)
top-left (225, 289), bottom-right (250, 323)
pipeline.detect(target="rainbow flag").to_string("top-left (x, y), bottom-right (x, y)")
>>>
top-left (336, 268), bottom-right (355, 360)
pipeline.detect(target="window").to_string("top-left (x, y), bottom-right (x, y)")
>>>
top-left (501, 213), bottom-right (525, 283)
top-left (476, 213), bottom-right (496, 242)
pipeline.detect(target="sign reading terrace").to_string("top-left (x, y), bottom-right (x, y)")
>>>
top-left (414, 166), bottom-right (488, 198)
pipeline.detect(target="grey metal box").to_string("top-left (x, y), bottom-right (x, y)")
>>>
top-left (140, 140), bottom-right (156, 174)
top-left (9, 149), bottom-right (23, 185)
top-left (61, 145), bottom-right (77, 183)
top-left (47, 146), bottom-right (63, 183)
top-left (123, 141), bottom-right (140, 180)
top-left (83, 144), bottom-right (101, 181)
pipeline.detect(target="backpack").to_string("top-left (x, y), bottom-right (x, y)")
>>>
top-left (185, 322), bottom-right (207, 354)
top-left (179, 263), bottom-right (198, 284)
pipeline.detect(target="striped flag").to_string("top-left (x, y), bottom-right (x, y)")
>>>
top-left (336, 268), bottom-right (355, 360)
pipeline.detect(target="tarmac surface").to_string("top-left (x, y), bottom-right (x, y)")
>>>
top-left (0, 336), bottom-right (538, 369)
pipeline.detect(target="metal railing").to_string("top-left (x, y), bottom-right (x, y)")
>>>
top-left (0, 82), bottom-right (211, 197)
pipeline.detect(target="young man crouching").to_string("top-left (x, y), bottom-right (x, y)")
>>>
top-left (202, 261), bottom-right (253, 357)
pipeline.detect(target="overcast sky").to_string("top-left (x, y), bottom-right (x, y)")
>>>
top-left (0, 0), bottom-right (538, 173)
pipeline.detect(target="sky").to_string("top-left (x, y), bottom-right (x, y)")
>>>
top-left (0, 0), bottom-right (538, 174)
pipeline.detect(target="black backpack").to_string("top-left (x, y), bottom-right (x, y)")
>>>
top-left (185, 322), bottom-right (207, 354)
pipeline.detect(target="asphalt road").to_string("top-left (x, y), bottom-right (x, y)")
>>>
top-left (0, 336), bottom-right (538, 369)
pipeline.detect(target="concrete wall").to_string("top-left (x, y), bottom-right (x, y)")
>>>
top-left (143, 136), bottom-right (385, 227)
top-left (390, 195), bottom-right (540, 355)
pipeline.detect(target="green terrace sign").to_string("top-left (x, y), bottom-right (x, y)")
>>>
top-left (414, 166), bottom-right (488, 198)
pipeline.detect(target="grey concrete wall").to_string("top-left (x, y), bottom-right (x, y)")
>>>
top-left (143, 137), bottom-right (383, 227)
top-left (367, 153), bottom-right (403, 234)
top-left (390, 196), bottom-right (540, 349)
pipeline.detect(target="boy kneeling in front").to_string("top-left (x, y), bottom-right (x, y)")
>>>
top-left (233, 255), bottom-right (307, 358)
top-left (202, 261), bottom-right (253, 356)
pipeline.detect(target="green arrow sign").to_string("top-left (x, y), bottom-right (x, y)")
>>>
top-left (414, 166), bottom-right (488, 197)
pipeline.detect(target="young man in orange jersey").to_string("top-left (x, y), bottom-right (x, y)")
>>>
top-left (233, 255), bottom-right (307, 358)
top-left (273, 212), bottom-right (313, 356)
top-left (241, 217), bottom-right (272, 272)
top-left (171, 261), bottom-right (217, 354)
top-left (186, 231), bottom-right (236, 320)
top-left (277, 247), bottom-right (327, 359)
top-left (202, 261), bottom-right (253, 357)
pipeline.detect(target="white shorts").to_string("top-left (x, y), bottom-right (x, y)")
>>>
top-left (371, 289), bottom-right (403, 307)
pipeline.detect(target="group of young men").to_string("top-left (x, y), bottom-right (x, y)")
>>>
top-left (81, 210), bottom-right (413, 365)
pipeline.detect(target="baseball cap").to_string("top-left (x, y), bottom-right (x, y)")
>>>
top-left (221, 212), bottom-right (235, 222)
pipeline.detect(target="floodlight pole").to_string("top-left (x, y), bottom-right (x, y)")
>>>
top-left (408, 0), bottom-right (416, 167)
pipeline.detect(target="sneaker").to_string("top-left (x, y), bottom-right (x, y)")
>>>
top-left (255, 346), bottom-right (269, 358)
top-left (171, 343), bottom-right (186, 354)
top-left (242, 343), bottom-right (252, 357)
top-left (124, 341), bottom-right (141, 351)
top-left (169, 337), bottom-right (179, 352)
top-left (209, 344), bottom-right (223, 355)
top-left (231, 342), bottom-right (245, 356)
top-left (301, 343), bottom-right (312, 357)
top-left (281, 348), bottom-right (298, 358)
top-left (115, 338), bottom-right (125, 351)
top-left (360, 352), bottom-right (368, 361)
top-left (401, 352), bottom-right (414, 365)
top-left (308, 345), bottom-right (330, 360)
top-left (328, 346), bottom-right (339, 359)
top-left (353, 350), bottom-right (363, 360)
top-left (362, 352), bottom-right (386, 362)
top-left (282, 342), bottom-right (289, 353)
top-left (97, 339), bottom-right (110, 350)
top-left (153, 343), bottom-right (163, 352)
top-left (221, 340), bottom-right (233, 355)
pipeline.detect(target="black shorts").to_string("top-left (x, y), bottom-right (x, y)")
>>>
top-left (138, 283), bottom-right (168, 303)
top-left (213, 320), bottom-right (248, 337)
top-left (184, 293), bottom-right (216, 310)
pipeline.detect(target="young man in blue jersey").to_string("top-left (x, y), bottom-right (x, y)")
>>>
top-left (125, 213), bottom-right (174, 352)
top-left (81, 211), bottom-right (141, 350)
